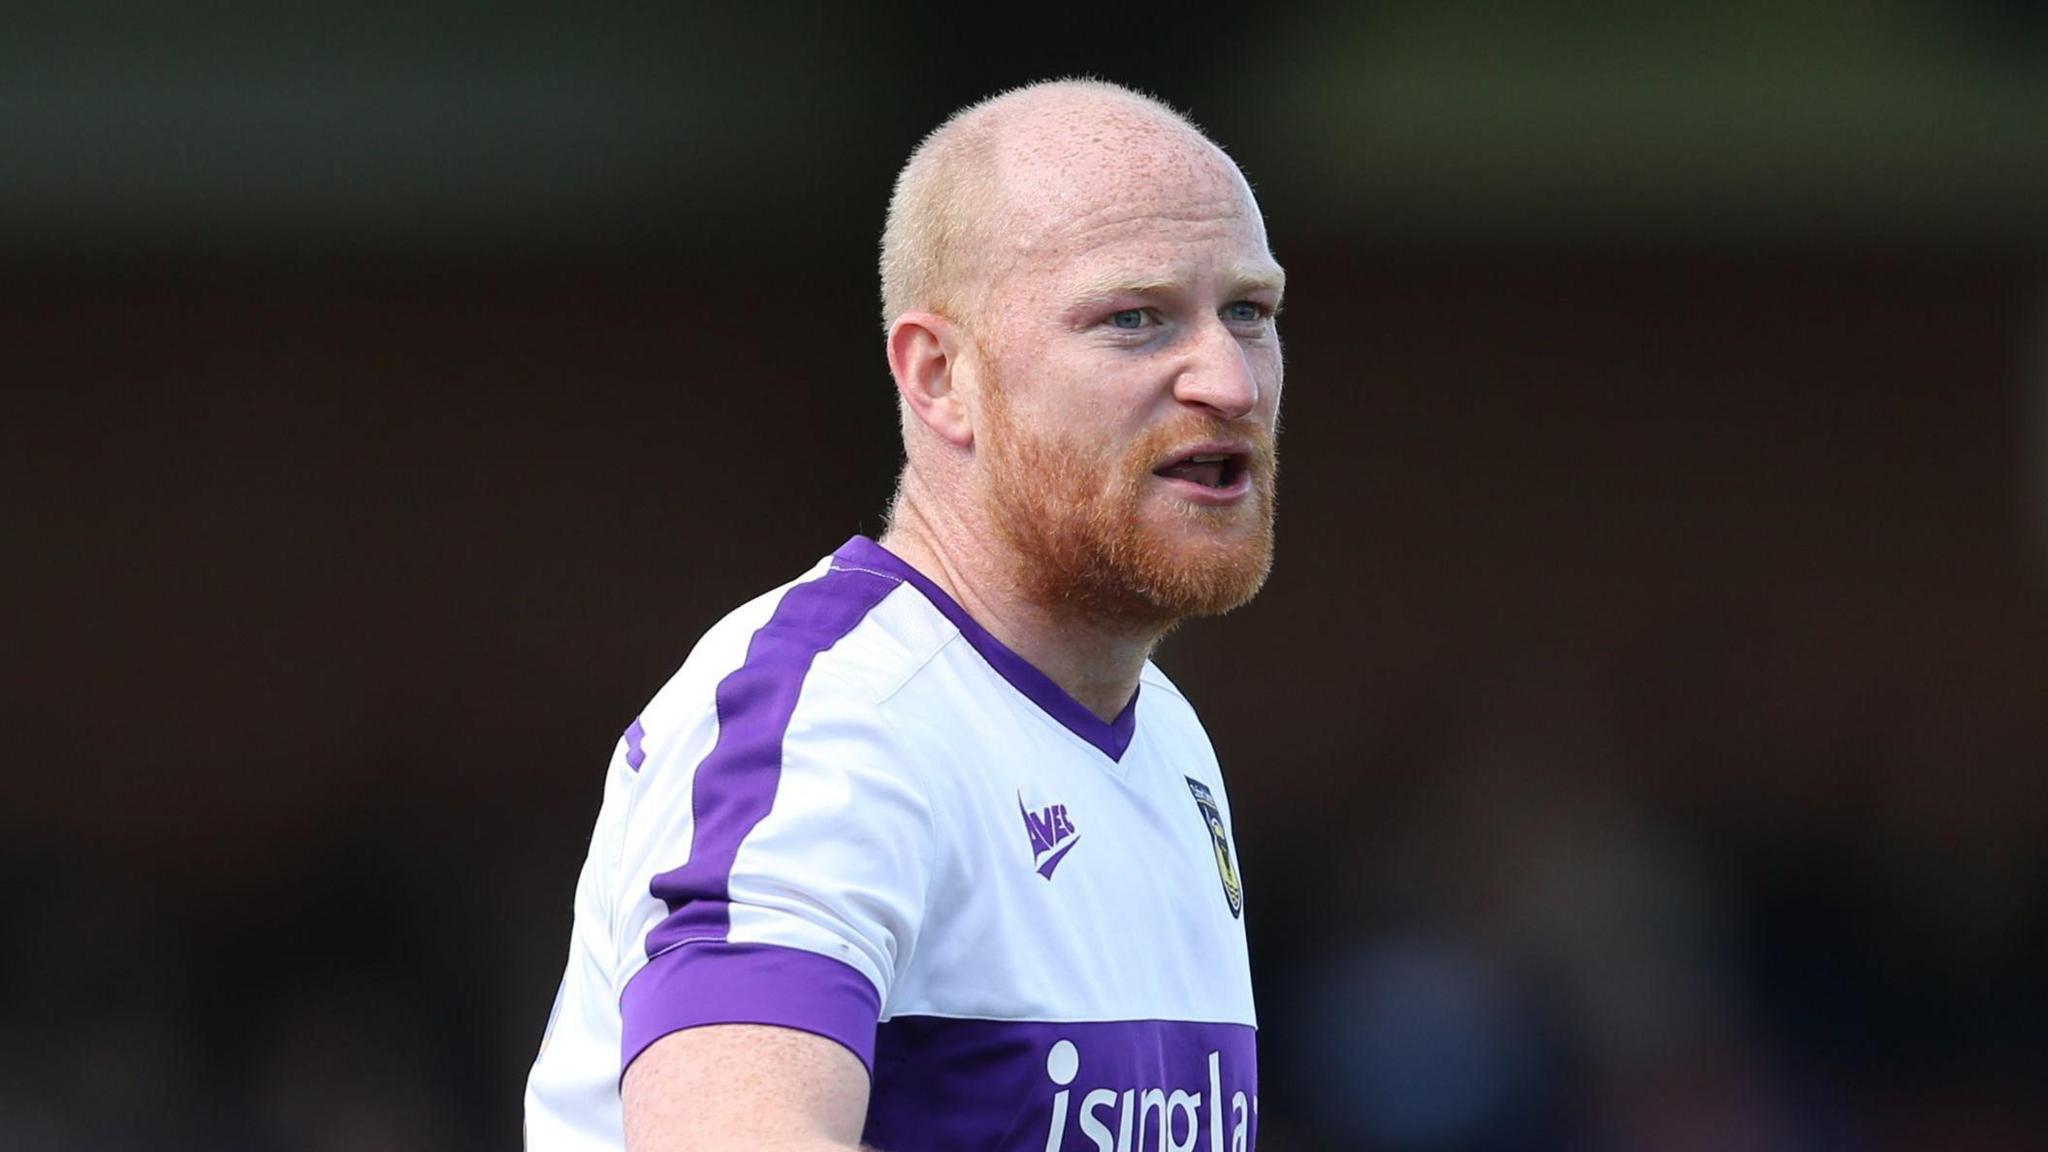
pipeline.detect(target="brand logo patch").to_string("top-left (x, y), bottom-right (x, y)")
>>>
top-left (1020, 793), bottom-right (1081, 879)
top-left (1185, 778), bottom-right (1242, 918)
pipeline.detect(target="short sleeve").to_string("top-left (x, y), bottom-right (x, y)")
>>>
top-left (612, 662), bottom-right (933, 1080)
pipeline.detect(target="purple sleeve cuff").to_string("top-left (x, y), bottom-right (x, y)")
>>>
top-left (619, 941), bottom-right (883, 1079)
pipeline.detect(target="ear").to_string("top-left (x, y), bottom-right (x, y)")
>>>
top-left (887, 311), bottom-right (976, 449)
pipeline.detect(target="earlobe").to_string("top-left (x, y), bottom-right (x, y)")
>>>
top-left (887, 312), bottom-right (976, 449)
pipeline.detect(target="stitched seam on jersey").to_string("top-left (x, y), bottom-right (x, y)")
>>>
top-left (822, 574), bottom-right (952, 709)
top-left (636, 935), bottom-right (881, 972)
top-left (826, 561), bottom-right (903, 583)
top-left (629, 930), bottom-right (889, 1007)
top-left (640, 933), bottom-right (726, 964)
top-left (794, 658), bottom-right (940, 986)
top-left (866, 687), bottom-right (942, 998)
top-left (871, 612), bottom-right (962, 709)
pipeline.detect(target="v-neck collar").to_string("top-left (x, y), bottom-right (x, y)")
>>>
top-left (834, 536), bottom-right (1138, 762)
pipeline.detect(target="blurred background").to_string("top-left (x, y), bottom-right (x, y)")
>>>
top-left (5, 2), bottom-right (2045, 1149)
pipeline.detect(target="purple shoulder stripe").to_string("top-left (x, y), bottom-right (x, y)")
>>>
top-left (622, 556), bottom-right (902, 1075)
top-left (643, 557), bottom-right (901, 956)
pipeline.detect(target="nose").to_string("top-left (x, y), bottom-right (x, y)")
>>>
top-left (1172, 318), bottom-right (1259, 421)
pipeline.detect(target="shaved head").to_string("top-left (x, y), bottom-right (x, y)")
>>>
top-left (879, 79), bottom-right (1235, 333)
top-left (879, 79), bottom-right (1285, 637)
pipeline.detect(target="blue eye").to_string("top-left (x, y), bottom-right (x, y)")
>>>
top-left (1224, 301), bottom-right (1266, 323)
top-left (1110, 309), bottom-right (1147, 330)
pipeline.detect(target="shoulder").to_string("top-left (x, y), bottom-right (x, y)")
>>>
top-left (636, 568), bottom-right (820, 730)
top-left (632, 553), bottom-right (955, 769)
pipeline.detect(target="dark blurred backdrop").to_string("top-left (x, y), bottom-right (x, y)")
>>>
top-left (5, 4), bottom-right (2045, 1150)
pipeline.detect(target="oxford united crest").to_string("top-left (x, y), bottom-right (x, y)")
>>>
top-left (1184, 777), bottom-right (1243, 918)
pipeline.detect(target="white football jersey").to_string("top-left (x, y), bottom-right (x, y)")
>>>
top-left (525, 536), bottom-right (1258, 1152)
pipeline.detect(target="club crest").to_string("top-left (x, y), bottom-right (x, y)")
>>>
top-left (1185, 777), bottom-right (1243, 918)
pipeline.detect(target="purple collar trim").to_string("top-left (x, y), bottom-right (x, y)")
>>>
top-left (835, 536), bottom-right (1138, 762)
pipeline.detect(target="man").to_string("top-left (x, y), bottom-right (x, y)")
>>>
top-left (525, 78), bottom-right (1285, 1151)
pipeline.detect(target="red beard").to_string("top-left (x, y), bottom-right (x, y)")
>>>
top-left (978, 372), bottom-right (1278, 632)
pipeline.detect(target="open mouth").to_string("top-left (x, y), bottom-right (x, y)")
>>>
top-left (1152, 450), bottom-right (1247, 491)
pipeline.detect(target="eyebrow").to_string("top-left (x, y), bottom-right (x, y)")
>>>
top-left (1227, 264), bottom-right (1288, 298)
top-left (1068, 264), bottom-right (1288, 303)
top-left (1067, 273), bottom-right (1180, 301)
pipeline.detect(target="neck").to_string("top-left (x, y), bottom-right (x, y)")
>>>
top-left (880, 484), bottom-right (1163, 723)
